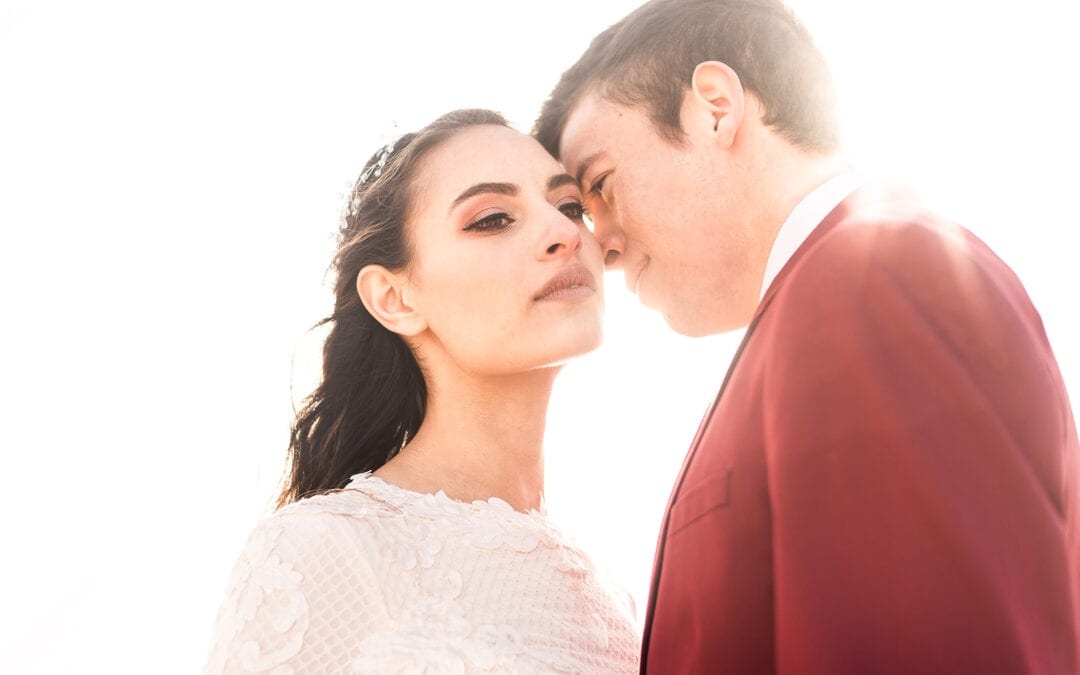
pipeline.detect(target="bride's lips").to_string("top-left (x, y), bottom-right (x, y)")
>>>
top-left (533, 263), bottom-right (597, 302)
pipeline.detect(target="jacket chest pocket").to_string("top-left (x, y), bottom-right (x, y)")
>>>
top-left (668, 468), bottom-right (733, 537)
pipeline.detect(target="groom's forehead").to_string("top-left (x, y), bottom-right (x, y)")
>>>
top-left (558, 94), bottom-right (621, 166)
top-left (559, 92), bottom-right (661, 173)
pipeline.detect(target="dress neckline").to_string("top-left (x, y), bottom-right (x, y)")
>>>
top-left (346, 471), bottom-right (550, 521)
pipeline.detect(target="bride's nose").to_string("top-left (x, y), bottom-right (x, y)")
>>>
top-left (539, 208), bottom-right (583, 260)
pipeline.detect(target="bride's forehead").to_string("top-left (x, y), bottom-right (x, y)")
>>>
top-left (435, 125), bottom-right (549, 163)
top-left (419, 127), bottom-right (561, 190)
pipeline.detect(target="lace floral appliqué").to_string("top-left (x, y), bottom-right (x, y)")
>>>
top-left (205, 521), bottom-right (310, 674)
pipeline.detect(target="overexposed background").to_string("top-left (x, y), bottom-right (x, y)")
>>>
top-left (2, 0), bottom-right (1078, 671)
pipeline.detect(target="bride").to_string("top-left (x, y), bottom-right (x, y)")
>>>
top-left (205, 109), bottom-right (640, 673)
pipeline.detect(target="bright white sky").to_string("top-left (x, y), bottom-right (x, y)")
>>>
top-left (2, 1), bottom-right (1078, 672)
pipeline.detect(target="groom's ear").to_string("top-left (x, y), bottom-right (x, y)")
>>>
top-left (686, 61), bottom-right (745, 149)
top-left (356, 265), bottom-right (427, 337)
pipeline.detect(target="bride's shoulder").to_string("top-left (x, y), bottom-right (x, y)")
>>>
top-left (276, 472), bottom-right (390, 519)
top-left (234, 472), bottom-right (404, 558)
top-left (218, 475), bottom-right (398, 603)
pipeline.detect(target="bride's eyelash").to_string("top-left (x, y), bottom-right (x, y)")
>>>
top-left (588, 174), bottom-right (608, 196)
top-left (465, 199), bottom-right (587, 232)
top-left (559, 201), bottom-right (586, 221)
top-left (464, 211), bottom-right (513, 232)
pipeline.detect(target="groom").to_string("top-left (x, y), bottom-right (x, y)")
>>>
top-left (535, 0), bottom-right (1080, 672)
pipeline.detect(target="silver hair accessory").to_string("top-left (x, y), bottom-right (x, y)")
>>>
top-left (358, 137), bottom-right (398, 185)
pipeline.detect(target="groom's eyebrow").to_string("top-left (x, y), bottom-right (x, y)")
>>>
top-left (450, 182), bottom-right (518, 212)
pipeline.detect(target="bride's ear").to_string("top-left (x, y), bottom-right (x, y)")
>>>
top-left (356, 265), bottom-right (427, 337)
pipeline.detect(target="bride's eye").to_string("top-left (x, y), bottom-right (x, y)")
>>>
top-left (465, 211), bottom-right (514, 232)
top-left (559, 201), bottom-right (586, 222)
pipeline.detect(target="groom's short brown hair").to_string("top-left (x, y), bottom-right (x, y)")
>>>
top-left (533, 0), bottom-right (840, 156)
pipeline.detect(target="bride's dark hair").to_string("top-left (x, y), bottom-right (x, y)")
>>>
top-left (278, 109), bottom-right (510, 508)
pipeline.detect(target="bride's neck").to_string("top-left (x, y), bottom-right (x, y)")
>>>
top-left (374, 366), bottom-right (558, 512)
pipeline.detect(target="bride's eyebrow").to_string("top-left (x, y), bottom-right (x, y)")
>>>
top-left (548, 173), bottom-right (577, 191)
top-left (449, 182), bottom-right (518, 213)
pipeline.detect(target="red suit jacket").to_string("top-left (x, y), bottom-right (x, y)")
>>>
top-left (641, 185), bottom-right (1080, 674)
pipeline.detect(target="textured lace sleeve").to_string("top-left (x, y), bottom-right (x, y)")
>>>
top-left (203, 508), bottom-right (383, 674)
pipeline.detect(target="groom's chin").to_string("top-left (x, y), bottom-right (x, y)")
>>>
top-left (663, 312), bottom-right (713, 338)
top-left (660, 300), bottom-right (753, 338)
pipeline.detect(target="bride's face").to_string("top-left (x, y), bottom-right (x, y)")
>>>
top-left (402, 124), bottom-right (604, 376)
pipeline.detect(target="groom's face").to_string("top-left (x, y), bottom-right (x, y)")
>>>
top-left (559, 91), bottom-right (761, 336)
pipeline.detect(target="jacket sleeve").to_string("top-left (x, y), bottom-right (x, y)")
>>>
top-left (763, 219), bottom-right (1078, 674)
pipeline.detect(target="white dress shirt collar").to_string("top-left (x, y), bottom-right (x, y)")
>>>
top-left (759, 171), bottom-right (864, 300)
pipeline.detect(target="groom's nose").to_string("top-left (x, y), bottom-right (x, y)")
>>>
top-left (595, 223), bottom-right (625, 270)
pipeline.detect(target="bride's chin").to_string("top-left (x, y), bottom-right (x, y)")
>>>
top-left (553, 326), bottom-right (605, 363)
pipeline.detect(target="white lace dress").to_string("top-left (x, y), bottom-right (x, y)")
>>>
top-left (204, 473), bottom-right (641, 674)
